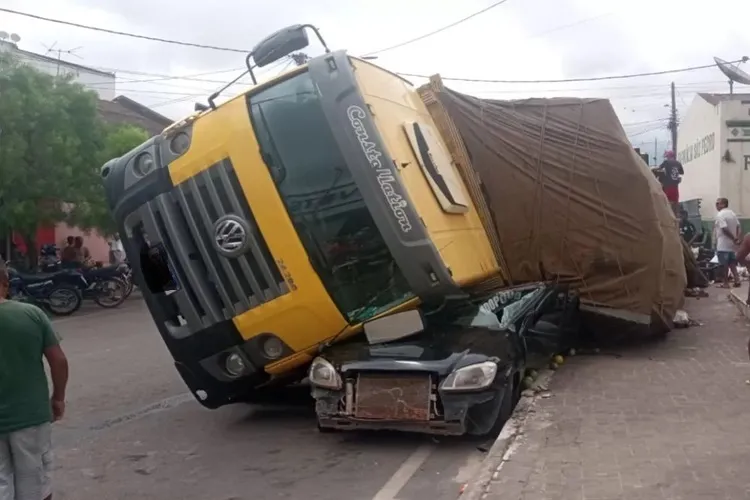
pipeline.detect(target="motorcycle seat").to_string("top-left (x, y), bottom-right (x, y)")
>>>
top-left (86, 265), bottom-right (121, 278)
top-left (16, 270), bottom-right (66, 283)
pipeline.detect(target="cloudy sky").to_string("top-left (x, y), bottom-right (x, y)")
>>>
top-left (2, 0), bottom-right (749, 163)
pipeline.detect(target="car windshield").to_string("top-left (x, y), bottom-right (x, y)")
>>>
top-left (431, 286), bottom-right (546, 331)
top-left (247, 71), bottom-right (413, 323)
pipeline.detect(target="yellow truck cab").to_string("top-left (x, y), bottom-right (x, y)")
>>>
top-left (101, 25), bottom-right (498, 409)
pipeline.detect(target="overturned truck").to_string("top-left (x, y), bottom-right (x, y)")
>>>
top-left (309, 76), bottom-right (687, 435)
top-left (104, 25), bottom-right (685, 432)
top-left (419, 76), bottom-right (686, 332)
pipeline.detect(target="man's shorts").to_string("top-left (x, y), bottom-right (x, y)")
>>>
top-left (663, 184), bottom-right (679, 203)
top-left (0, 424), bottom-right (52, 500)
top-left (717, 250), bottom-right (737, 266)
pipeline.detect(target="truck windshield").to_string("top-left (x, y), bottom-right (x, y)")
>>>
top-left (247, 71), bottom-right (413, 323)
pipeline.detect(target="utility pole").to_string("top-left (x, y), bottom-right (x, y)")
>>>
top-left (668, 82), bottom-right (678, 154)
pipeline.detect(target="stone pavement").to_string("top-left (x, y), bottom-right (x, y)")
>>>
top-left (483, 291), bottom-right (750, 500)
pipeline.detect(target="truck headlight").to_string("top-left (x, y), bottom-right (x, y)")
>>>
top-left (224, 353), bottom-right (247, 378)
top-left (309, 357), bottom-right (342, 390)
top-left (440, 361), bottom-right (498, 391)
top-left (133, 152), bottom-right (155, 177)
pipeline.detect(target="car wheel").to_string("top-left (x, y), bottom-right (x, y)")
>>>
top-left (489, 385), bottom-right (515, 436)
top-left (467, 380), bottom-right (518, 438)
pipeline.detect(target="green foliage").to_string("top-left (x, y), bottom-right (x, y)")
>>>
top-left (69, 124), bottom-right (148, 236)
top-left (0, 53), bottom-right (147, 243)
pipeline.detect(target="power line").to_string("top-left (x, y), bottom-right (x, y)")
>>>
top-left (0, 7), bottom-right (249, 53)
top-left (396, 58), bottom-right (745, 84)
top-left (364, 0), bottom-right (512, 56)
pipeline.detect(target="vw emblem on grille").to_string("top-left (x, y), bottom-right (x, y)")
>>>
top-left (213, 215), bottom-right (251, 258)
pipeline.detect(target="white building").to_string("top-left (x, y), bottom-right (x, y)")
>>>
top-left (0, 39), bottom-right (115, 99)
top-left (678, 92), bottom-right (750, 218)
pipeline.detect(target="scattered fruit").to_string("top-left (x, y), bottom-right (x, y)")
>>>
top-left (527, 369), bottom-right (538, 380)
top-left (522, 376), bottom-right (535, 389)
top-left (553, 355), bottom-right (565, 365)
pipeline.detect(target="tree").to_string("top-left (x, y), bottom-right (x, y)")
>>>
top-left (0, 53), bottom-right (138, 265)
top-left (69, 124), bottom-right (149, 236)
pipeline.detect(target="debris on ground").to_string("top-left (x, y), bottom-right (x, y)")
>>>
top-left (673, 309), bottom-right (691, 328)
top-left (685, 287), bottom-right (709, 298)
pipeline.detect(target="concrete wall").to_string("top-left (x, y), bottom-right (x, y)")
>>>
top-left (718, 99), bottom-right (750, 217)
top-left (677, 95), bottom-right (722, 208)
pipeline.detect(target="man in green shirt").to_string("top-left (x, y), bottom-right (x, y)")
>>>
top-left (0, 261), bottom-right (69, 500)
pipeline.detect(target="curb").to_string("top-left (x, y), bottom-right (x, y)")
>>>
top-left (728, 289), bottom-right (750, 320)
top-left (459, 369), bottom-right (556, 500)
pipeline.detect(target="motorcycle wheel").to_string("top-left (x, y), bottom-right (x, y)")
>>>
top-left (93, 278), bottom-right (128, 308)
top-left (122, 275), bottom-right (134, 299)
top-left (45, 284), bottom-right (83, 316)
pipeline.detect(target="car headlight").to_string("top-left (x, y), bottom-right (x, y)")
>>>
top-left (440, 361), bottom-right (498, 391)
top-left (308, 357), bottom-right (342, 390)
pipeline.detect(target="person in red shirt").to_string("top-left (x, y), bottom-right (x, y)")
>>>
top-left (655, 150), bottom-right (684, 215)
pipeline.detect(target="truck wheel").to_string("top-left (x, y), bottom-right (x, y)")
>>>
top-left (317, 421), bottom-right (338, 433)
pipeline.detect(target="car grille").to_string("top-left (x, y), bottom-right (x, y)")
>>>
top-left (355, 373), bottom-right (431, 421)
top-left (137, 158), bottom-right (288, 330)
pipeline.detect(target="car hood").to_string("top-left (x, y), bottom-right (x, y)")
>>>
top-left (321, 326), bottom-right (514, 376)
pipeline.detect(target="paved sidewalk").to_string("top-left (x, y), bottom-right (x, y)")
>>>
top-left (484, 292), bottom-right (750, 500)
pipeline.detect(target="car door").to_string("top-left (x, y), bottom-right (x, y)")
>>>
top-left (519, 285), bottom-right (578, 357)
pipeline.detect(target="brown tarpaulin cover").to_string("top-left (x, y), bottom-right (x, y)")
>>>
top-left (422, 83), bottom-right (685, 328)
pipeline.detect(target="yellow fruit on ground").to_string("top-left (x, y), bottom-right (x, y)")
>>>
top-left (522, 376), bottom-right (535, 389)
top-left (527, 369), bottom-right (538, 380)
top-left (553, 355), bottom-right (565, 365)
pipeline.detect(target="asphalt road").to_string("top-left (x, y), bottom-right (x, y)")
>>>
top-left (50, 298), bottom-right (488, 500)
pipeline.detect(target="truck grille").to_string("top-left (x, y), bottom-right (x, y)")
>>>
top-left (137, 158), bottom-right (287, 331)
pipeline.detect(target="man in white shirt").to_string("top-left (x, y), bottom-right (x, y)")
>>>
top-left (714, 197), bottom-right (742, 288)
top-left (108, 234), bottom-right (125, 265)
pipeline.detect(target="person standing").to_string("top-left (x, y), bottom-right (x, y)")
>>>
top-left (714, 197), bottom-right (742, 288)
top-left (108, 234), bottom-right (125, 265)
top-left (0, 260), bottom-right (69, 500)
top-left (73, 236), bottom-right (90, 267)
top-left (678, 209), bottom-right (699, 245)
top-left (656, 150), bottom-right (684, 215)
top-left (59, 237), bottom-right (77, 268)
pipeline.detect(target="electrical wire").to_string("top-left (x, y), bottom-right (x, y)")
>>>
top-left (363, 0), bottom-right (512, 56)
top-left (0, 7), bottom-right (249, 53)
top-left (396, 58), bottom-right (746, 84)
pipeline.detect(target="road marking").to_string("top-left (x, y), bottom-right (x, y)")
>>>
top-left (372, 443), bottom-right (435, 500)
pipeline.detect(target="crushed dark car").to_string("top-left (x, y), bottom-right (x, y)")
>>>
top-left (309, 283), bottom-right (581, 436)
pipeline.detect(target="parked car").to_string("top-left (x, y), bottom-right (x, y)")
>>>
top-left (309, 282), bottom-right (581, 436)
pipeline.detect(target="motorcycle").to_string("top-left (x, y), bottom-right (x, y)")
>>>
top-left (38, 245), bottom-right (130, 309)
top-left (6, 264), bottom-right (83, 316)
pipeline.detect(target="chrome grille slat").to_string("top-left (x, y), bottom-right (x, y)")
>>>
top-left (173, 183), bottom-right (234, 316)
top-left (199, 168), bottom-right (265, 304)
top-left (138, 204), bottom-right (202, 329)
top-left (154, 195), bottom-right (224, 324)
top-left (215, 165), bottom-right (282, 297)
top-left (190, 172), bottom-right (252, 311)
top-left (140, 158), bottom-right (288, 332)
